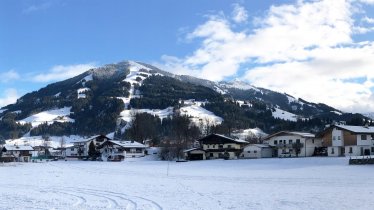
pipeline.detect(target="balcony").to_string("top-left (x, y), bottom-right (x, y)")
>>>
top-left (274, 143), bottom-right (304, 148)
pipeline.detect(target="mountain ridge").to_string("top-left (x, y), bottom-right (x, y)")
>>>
top-left (0, 60), bottom-right (368, 140)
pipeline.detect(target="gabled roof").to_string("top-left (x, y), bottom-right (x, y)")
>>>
top-left (334, 124), bottom-right (374, 134)
top-left (3, 145), bottom-right (34, 151)
top-left (264, 131), bottom-right (315, 140)
top-left (198, 133), bottom-right (248, 144)
top-left (183, 148), bottom-right (206, 153)
top-left (109, 140), bottom-right (147, 148)
top-left (72, 134), bottom-right (111, 144)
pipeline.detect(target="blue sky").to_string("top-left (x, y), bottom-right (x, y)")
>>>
top-left (1, 0), bottom-right (374, 113)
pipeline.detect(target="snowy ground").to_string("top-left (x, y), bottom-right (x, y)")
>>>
top-left (1, 157), bottom-right (374, 210)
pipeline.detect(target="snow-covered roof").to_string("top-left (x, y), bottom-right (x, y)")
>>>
top-left (183, 148), bottom-right (205, 153)
top-left (265, 131), bottom-right (315, 140)
top-left (3, 145), bottom-right (34, 151)
top-left (245, 144), bottom-right (271, 148)
top-left (335, 125), bottom-right (374, 134)
top-left (110, 140), bottom-right (147, 148)
top-left (199, 134), bottom-right (248, 144)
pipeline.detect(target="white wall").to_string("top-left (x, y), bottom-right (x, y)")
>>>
top-left (332, 128), bottom-right (343, 147)
top-left (328, 146), bottom-right (341, 157)
top-left (357, 134), bottom-right (372, 146)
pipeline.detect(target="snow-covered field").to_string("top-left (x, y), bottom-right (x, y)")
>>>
top-left (17, 107), bottom-right (74, 127)
top-left (272, 107), bottom-right (298, 122)
top-left (1, 157), bottom-right (373, 210)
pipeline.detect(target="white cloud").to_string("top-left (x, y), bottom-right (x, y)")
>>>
top-left (232, 4), bottom-right (248, 23)
top-left (0, 70), bottom-right (20, 83)
top-left (160, 0), bottom-right (374, 112)
top-left (22, 0), bottom-right (56, 14)
top-left (0, 89), bottom-right (19, 108)
top-left (33, 63), bottom-right (96, 83)
top-left (359, 0), bottom-right (374, 4)
top-left (363, 16), bottom-right (374, 24)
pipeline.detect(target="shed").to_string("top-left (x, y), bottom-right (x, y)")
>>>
top-left (242, 144), bottom-right (273, 159)
top-left (183, 148), bottom-right (206, 160)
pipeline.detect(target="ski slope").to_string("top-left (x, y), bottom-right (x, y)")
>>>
top-left (0, 157), bottom-right (373, 210)
top-left (272, 107), bottom-right (298, 122)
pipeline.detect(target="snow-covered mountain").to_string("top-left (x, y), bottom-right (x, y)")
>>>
top-left (0, 60), bottom-right (368, 140)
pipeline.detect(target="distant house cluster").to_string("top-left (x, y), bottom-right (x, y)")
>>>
top-left (2, 123), bottom-right (374, 163)
top-left (184, 124), bottom-right (374, 160)
top-left (0, 135), bottom-right (147, 163)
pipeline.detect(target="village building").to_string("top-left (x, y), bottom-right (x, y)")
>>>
top-left (184, 148), bottom-right (206, 160)
top-left (98, 140), bottom-right (147, 161)
top-left (184, 134), bottom-right (248, 160)
top-left (241, 144), bottom-right (273, 159)
top-left (264, 131), bottom-right (322, 157)
top-left (69, 135), bottom-right (111, 158)
top-left (1, 145), bottom-right (34, 162)
top-left (319, 124), bottom-right (374, 157)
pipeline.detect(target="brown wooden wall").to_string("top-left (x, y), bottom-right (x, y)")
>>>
top-left (321, 132), bottom-right (332, 147)
top-left (343, 131), bottom-right (357, 146)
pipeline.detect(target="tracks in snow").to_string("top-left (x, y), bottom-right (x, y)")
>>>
top-left (0, 184), bottom-right (162, 210)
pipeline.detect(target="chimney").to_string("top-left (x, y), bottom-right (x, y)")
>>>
top-left (364, 123), bottom-right (369, 128)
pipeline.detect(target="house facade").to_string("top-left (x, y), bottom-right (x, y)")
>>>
top-left (70, 135), bottom-right (111, 158)
top-left (184, 148), bottom-right (206, 160)
top-left (195, 134), bottom-right (248, 160)
top-left (265, 131), bottom-right (322, 157)
top-left (98, 140), bottom-right (147, 161)
top-left (319, 124), bottom-right (374, 157)
top-left (1, 145), bottom-right (34, 162)
top-left (241, 144), bottom-right (273, 159)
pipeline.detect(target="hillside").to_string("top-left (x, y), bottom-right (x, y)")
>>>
top-left (0, 60), bottom-right (369, 141)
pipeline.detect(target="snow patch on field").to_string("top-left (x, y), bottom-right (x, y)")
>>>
top-left (77, 88), bottom-right (90, 99)
top-left (120, 107), bottom-right (174, 123)
top-left (272, 107), bottom-right (298, 122)
top-left (331, 110), bottom-right (343, 115)
top-left (180, 104), bottom-right (223, 125)
top-left (232, 128), bottom-right (268, 140)
top-left (5, 135), bottom-right (84, 148)
top-left (18, 107), bottom-right (74, 127)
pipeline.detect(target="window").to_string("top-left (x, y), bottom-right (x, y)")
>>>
top-left (254, 150), bottom-right (257, 153)
top-left (312, 139), bottom-right (315, 144)
top-left (279, 140), bottom-right (283, 144)
top-left (349, 147), bottom-right (353, 153)
top-left (331, 148), bottom-right (334, 154)
top-left (274, 140), bottom-right (278, 145)
top-left (207, 145), bottom-right (209, 148)
top-left (213, 145), bottom-right (216, 149)
top-left (210, 153), bottom-right (213, 157)
top-left (296, 139), bottom-right (300, 144)
top-left (71, 148), bottom-right (74, 151)
top-left (338, 136), bottom-right (341, 140)
top-left (289, 140), bottom-right (293, 144)
top-left (247, 151), bottom-right (251, 153)
top-left (219, 145), bottom-right (223, 149)
top-left (227, 145), bottom-right (232, 149)
top-left (371, 147), bottom-right (374, 153)
top-left (361, 135), bottom-right (367, 140)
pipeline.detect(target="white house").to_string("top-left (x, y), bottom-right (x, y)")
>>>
top-left (1, 145), bottom-right (34, 162)
top-left (98, 140), bottom-right (147, 161)
top-left (319, 124), bottom-right (374, 157)
top-left (241, 144), bottom-right (273, 159)
top-left (196, 134), bottom-right (248, 160)
top-left (70, 135), bottom-right (111, 158)
top-left (265, 131), bottom-right (322, 157)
